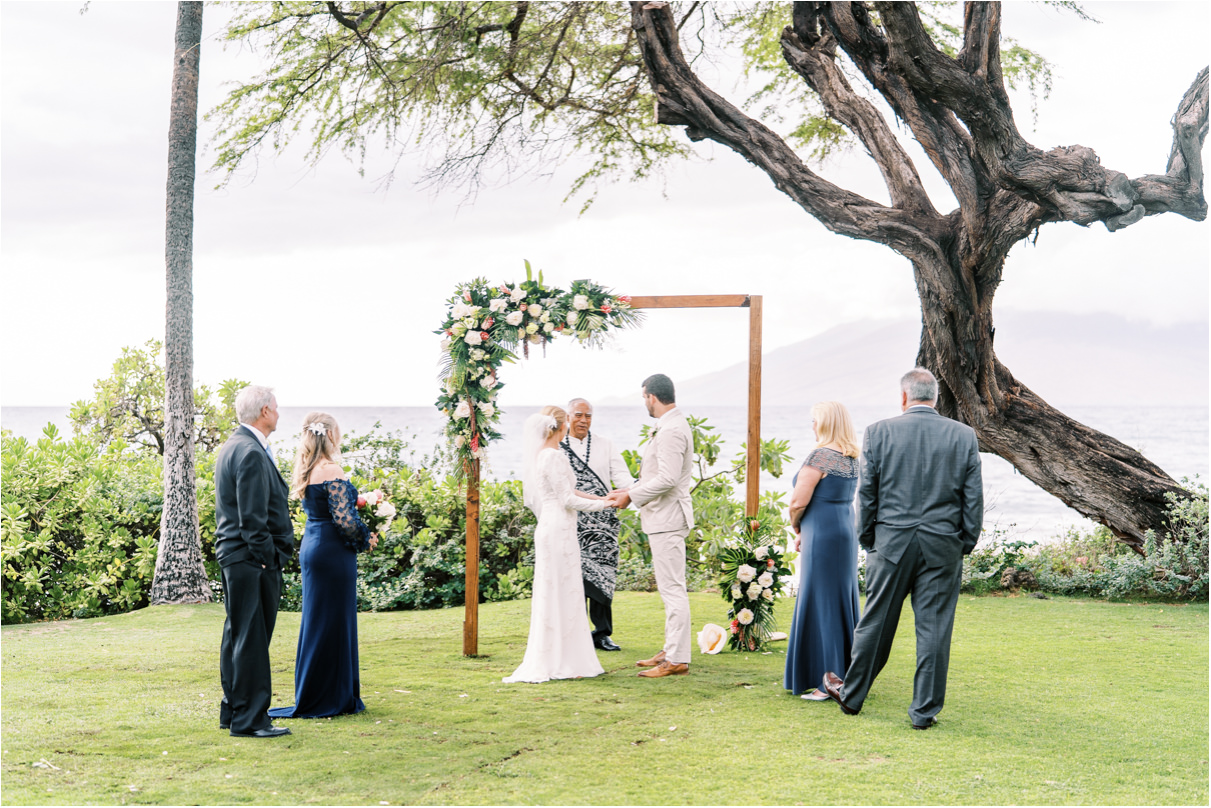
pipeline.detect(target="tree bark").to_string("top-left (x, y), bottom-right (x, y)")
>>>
top-left (152, 1), bottom-right (211, 604)
top-left (630, 1), bottom-right (1208, 550)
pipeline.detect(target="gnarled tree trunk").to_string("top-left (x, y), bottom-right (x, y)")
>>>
top-left (631, 1), bottom-right (1208, 550)
top-left (152, 1), bottom-right (211, 604)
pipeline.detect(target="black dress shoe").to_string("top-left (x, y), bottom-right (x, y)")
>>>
top-left (912, 717), bottom-right (938, 730)
top-left (596, 636), bottom-right (622, 652)
top-left (219, 723), bottom-right (230, 730)
top-left (230, 725), bottom-right (291, 738)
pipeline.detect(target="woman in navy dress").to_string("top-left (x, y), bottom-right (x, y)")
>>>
top-left (783, 401), bottom-right (861, 701)
top-left (270, 412), bottom-right (378, 719)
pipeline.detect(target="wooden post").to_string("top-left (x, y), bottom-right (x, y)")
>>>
top-left (463, 458), bottom-right (480, 656)
top-left (746, 296), bottom-right (763, 518)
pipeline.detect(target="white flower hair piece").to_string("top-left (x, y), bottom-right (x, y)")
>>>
top-left (540, 414), bottom-right (558, 435)
top-left (306, 422), bottom-right (327, 437)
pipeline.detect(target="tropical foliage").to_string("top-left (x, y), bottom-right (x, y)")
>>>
top-left (715, 519), bottom-right (794, 651)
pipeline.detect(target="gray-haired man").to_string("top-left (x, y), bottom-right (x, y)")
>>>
top-left (561, 398), bottom-right (634, 651)
top-left (824, 368), bottom-right (983, 729)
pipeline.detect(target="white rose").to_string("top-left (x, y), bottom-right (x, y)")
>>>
top-left (505, 311), bottom-right (524, 326)
top-left (754, 546), bottom-right (769, 561)
top-left (489, 298), bottom-right (508, 313)
top-left (573, 294), bottom-right (589, 310)
top-left (452, 323), bottom-right (466, 337)
top-left (451, 302), bottom-right (472, 319)
top-left (761, 588), bottom-right (774, 601)
top-left (462, 317), bottom-right (477, 329)
top-left (736, 564), bottom-right (757, 583)
top-left (479, 376), bottom-right (497, 389)
top-left (737, 608), bottom-right (755, 626)
top-left (757, 571), bottom-right (774, 588)
top-left (528, 304), bottom-right (544, 318)
top-left (509, 287), bottom-right (527, 302)
top-left (471, 446), bottom-right (486, 460)
top-left (543, 322), bottom-right (554, 333)
top-left (453, 401), bottom-right (472, 419)
top-left (464, 331), bottom-right (483, 346)
top-left (746, 581), bottom-right (763, 600)
top-left (470, 348), bottom-right (485, 361)
top-left (375, 500), bottom-right (396, 521)
top-left (525, 322), bottom-right (539, 334)
top-left (517, 328), bottom-right (526, 340)
top-left (454, 435), bottom-right (465, 447)
top-left (477, 401), bottom-right (495, 417)
top-left (731, 583), bottom-right (742, 600)
top-left (697, 623), bottom-right (727, 655)
top-left (566, 310), bottom-right (579, 325)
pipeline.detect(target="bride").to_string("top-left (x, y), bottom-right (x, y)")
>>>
top-left (504, 405), bottom-right (613, 683)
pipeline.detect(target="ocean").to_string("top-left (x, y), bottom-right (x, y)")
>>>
top-left (4, 404), bottom-right (1206, 543)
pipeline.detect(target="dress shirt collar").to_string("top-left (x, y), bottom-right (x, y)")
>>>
top-left (655, 406), bottom-right (681, 429)
top-left (239, 422), bottom-right (271, 449)
top-left (905, 404), bottom-right (937, 414)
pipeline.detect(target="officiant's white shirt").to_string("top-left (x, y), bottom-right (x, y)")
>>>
top-left (565, 432), bottom-right (634, 490)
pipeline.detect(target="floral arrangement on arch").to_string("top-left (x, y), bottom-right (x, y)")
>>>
top-left (434, 262), bottom-right (642, 473)
top-left (717, 519), bottom-right (794, 651)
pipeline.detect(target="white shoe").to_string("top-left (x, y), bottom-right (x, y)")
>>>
top-left (801, 689), bottom-right (830, 701)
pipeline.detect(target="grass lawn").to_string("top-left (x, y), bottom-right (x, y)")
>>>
top-left (1, 591), bottom-right (1206, 805)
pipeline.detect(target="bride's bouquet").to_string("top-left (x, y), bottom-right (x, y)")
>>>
top-left (716, 519), bottom-right (794, 651)
top-left (356, 488), bottom-right (398, 534)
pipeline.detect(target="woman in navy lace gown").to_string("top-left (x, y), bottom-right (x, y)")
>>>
top-left (783, 401), bottom-right (861, 701)
top-left (270, 413), bottom-right (378, 719)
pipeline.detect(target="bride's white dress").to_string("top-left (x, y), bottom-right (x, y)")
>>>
top-left (503, 448), bottom-right (608, 683)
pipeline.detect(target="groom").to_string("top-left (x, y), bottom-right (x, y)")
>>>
top-left (609, 374), bottom-right (694, 679)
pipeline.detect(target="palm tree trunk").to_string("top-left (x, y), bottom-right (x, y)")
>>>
top-left (151, 1), bottom-right (210, 605)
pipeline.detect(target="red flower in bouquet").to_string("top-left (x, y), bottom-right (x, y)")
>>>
top-left (479, 331), bottom-right (490, 342)
top-left (601, 302), bottom-right (613, 313)
top-left (482, 317), bottom-right (494, 329)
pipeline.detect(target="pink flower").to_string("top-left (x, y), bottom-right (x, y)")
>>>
top-left (480, 331), bottom-right (490, 342)
top-left (356, 495), bottom-right (367, 508)
top-left (482, 317), bottom-right (494, 329)
top-left (619, 295), bottom-right (632, 304)
top-left (463, 291), bottom-right (472, 302)
top-left (601, 303), bottom-right (612, 313)
top-left (766, 559), bottom-right (775, 568)
top-left (470, 433), bottom-right (480, 451)
top-left (519, 302), bottom-right (528, 311)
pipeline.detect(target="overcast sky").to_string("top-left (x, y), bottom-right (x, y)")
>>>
top-left (1, 1), bottom-right (1207, 408)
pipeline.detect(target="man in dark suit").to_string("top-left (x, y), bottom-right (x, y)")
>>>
top-left (824, 367), bottom-right (983, 730)
top-left (214, 385), bottom-right (295, 738)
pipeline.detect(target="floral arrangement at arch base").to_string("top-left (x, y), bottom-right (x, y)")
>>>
top-left (717, 519), bottom-right (794, 651)
top-left (434, 261), bottom-right (642, 475)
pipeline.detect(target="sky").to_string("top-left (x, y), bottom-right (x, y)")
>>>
top-left (1, 1), bottom-right (1207, 408)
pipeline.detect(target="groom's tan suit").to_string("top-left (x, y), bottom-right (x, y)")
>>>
top-left (628, 407), bottom-right (695, 664)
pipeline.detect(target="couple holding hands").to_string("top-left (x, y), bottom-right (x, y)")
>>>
top-left (505, 373), bottom-right (696, 683)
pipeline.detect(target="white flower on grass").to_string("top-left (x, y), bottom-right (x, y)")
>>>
top-left (566, 310), bottom-right (580, 325)
top-left (737, 608), bottom-right (755, 625)
top-left (489, 298), bottom-right (508, 313)
top-left (505, 310), bottom-right (524, 326)
top-left (573, 294), bottom-right (590, 310)
top-left (746, 581), bottom-right (763, 600)
top-left (451, 302), bottom-right (473, 319)
top-left (375, 500), bottom-right (396, 521)
top-left (453, 401), bottom-right (472, 419)
top-left (697, 623), bottom-right (727, 654)
top-left (526, 322), bottom-right (540, 334)
top-left (478, 401), bottom-right (495, 417)
top-left (736, 564), bottom-right (757, 583)
top-left (761, 588), bottom-right (774, 601)
top-left (464, 331), bottom-right (483, 346)
top-left (731, 583), bottom-right (742, 600)
top-left (757, 571), bottom-right (774, 588)
top-left (509, 287), bottom-right (527, 303)
top-left (754, 546), bottom-right (769, 561)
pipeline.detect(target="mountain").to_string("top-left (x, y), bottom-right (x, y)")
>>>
top-left (601, 311), bottom-right (1208, 407)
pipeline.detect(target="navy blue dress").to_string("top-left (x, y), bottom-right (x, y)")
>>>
top-left (269, 479), bottom-right (371, 719)
top-left (784, 448), bottom-right (860, 696)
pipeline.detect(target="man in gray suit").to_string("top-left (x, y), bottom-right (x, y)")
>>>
top-left (823, 368), bottom-right (983, 729)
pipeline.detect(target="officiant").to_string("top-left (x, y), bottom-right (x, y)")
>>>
top-left (560, 397), bottom-right (634, 652)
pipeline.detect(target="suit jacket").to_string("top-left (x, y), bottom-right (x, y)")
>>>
top-left (856, 406), bottom-right (983, 567)
top-left (628, 407), bottom-right (695, 535)
top-left (214, 425), bottom-right (295, 569)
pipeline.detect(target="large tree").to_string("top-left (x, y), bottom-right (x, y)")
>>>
top-left (209, 2), bottom-right (1207, 549)
top-left (152, 1), bottom-right (211, 605)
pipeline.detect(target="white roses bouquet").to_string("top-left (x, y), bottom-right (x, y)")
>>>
top-left (356, 488), bottom-right (398, 535)
top-left (715, 518), bottom-right (795, 651)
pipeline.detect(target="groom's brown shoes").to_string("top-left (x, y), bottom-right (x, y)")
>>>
top-left (822, 672), bottom-right (859, 715)
top-left (637, 661), bottom-right (688, 678)
top-left (636, 650), bottom-right (666, 668)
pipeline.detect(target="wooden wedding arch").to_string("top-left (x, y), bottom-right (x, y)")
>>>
top-left (462, 294), bottom-right (764, 656)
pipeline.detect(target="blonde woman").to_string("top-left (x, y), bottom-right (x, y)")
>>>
top-left (269, 412), bottom-right (378, 720)
top-left (783, 401), bottom-right (861, 701)
top-left (504, 405), bottom-right (613, 684)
